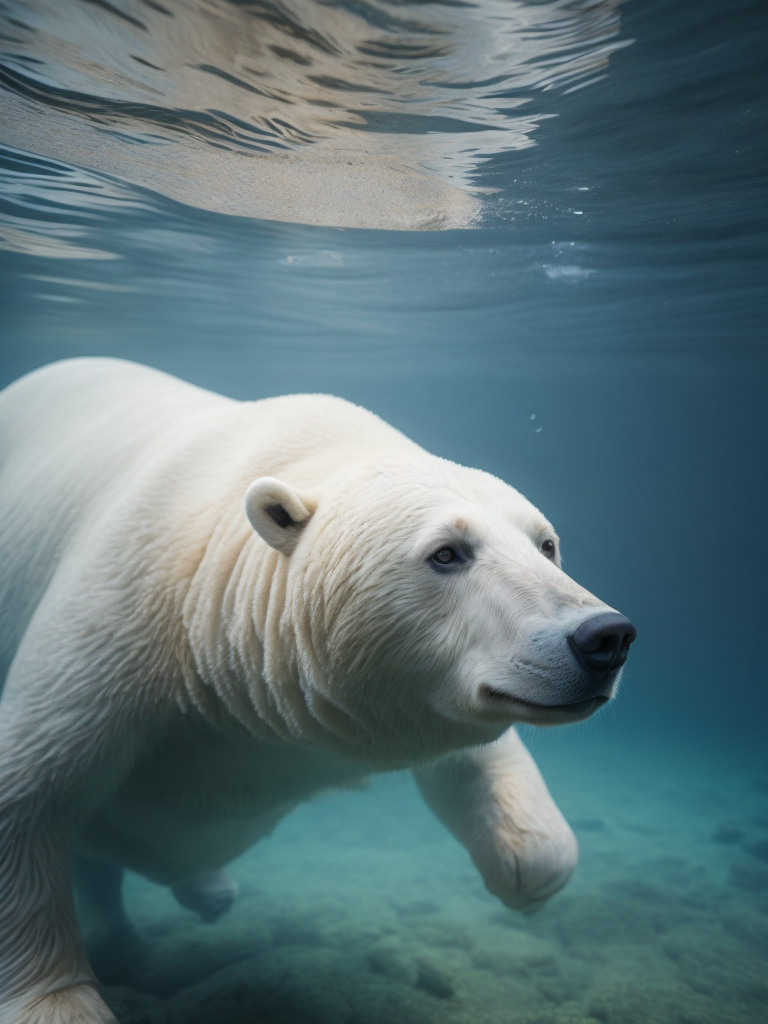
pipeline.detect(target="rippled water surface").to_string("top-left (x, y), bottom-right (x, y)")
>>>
top-left (0, 0), bottom-right (630, 227)
top-left (1, 0), bottom-right (764, 365)
top-left (1, 0), bottom-right (767, 1022)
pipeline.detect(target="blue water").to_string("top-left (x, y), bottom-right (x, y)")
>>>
top-left (1, 0), bottom-right (767, 1021)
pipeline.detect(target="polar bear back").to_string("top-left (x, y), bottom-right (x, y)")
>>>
top-left (0, 357), bottom-right (416, 675)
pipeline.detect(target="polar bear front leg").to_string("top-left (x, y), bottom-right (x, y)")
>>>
top-left (0, 699), bottom-right (142, 1024)
top-left (0, 787), bottom-right (116, 1024)
top-left (413, 728), bottom-right (578, 911)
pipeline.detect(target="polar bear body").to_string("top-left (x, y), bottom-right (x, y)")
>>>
top-left (0, 361), bottom-right (417, 884)
top-left (0, 359), bottom-right (634, 1024)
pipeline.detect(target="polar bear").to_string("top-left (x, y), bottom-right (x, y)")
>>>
top-left (0, 358), bottom-right (635, 1024)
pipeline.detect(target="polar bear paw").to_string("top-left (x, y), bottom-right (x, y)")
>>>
top-left (4, 984), bottom-right (117, 1024)
top-left (171, 869), bottom-right (240, 923)
top-left (472, 818), bottom-right (579, 913)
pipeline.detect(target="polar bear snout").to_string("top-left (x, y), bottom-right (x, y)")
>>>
top-left (568, 612), bottom-right (637, 675)
top-left (473, 607), bottom-right (636, 726)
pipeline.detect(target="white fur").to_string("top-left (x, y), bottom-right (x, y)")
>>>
top-left (0, 359), bottom-right (626, 1022)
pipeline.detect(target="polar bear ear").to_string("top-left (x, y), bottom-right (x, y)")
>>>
top-left (245, 477), bottom-right (313, 555)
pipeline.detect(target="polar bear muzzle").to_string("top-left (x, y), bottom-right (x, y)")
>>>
top-left (476, 611), bottom-right (637, 726)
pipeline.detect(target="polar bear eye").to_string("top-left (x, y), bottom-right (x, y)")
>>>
top-left (540, 538), bottom-right (556, 560)
top-left (429, 546), bottom-right (466, 570)
top-left (428, 540), bottom-right (468, 573)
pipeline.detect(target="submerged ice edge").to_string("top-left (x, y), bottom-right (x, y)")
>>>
top-left (0, 0), bottom-right (628, 232)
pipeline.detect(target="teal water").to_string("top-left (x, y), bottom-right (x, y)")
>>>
top-left (1, 0), bottom-right (767, 1021)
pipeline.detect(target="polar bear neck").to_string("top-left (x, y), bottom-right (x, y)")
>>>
top-left (178, 504), bottom-right (383, 763)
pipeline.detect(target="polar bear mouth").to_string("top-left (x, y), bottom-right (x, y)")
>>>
top-left (479, 686), bottom-right (609, 722)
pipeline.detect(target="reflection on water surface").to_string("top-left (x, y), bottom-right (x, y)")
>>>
top-left (0, 0), bottom-right (627, 228)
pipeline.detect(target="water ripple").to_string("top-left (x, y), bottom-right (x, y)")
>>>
top-left (0, 0), bottom-right (629, 232)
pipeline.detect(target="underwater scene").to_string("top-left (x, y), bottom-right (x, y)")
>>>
top-left (0, 0), bottom-right (766, 1022)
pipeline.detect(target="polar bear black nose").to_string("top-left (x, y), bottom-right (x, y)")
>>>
top-left (568, 613), bottom-right (637, 674)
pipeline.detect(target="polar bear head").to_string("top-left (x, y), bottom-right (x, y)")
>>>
top-left (244, 452), bottom-right (635, 760)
